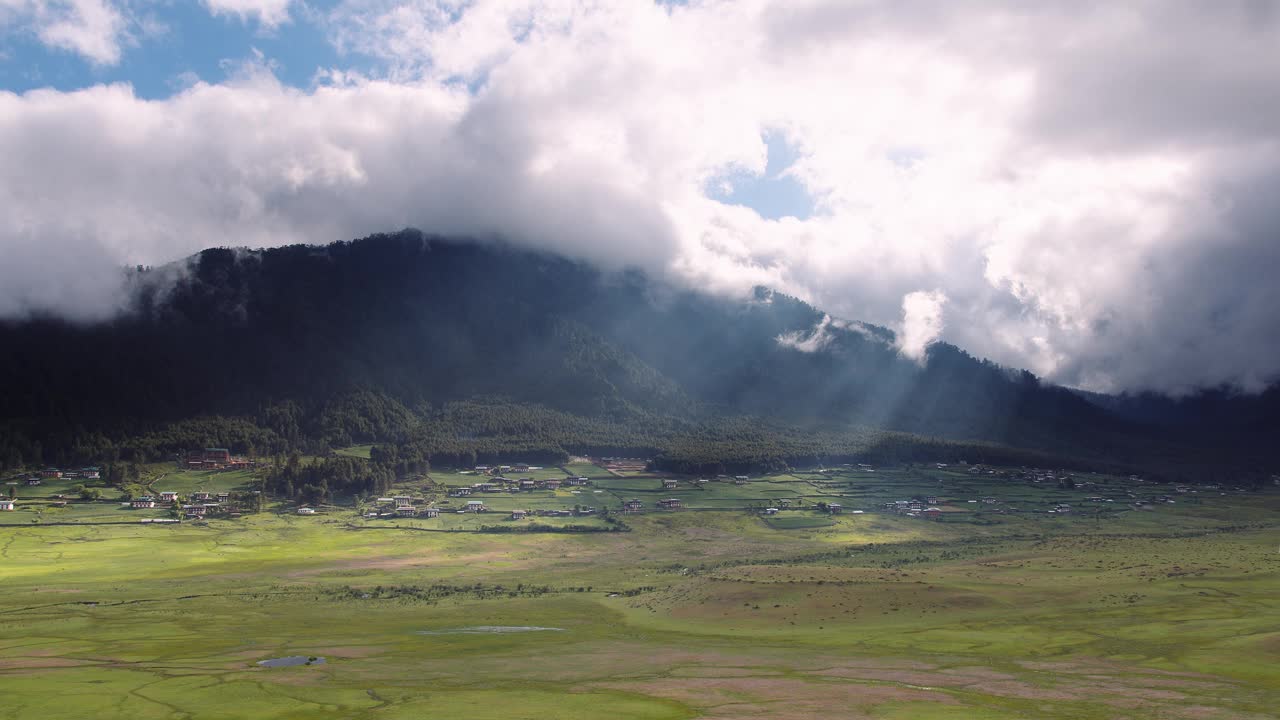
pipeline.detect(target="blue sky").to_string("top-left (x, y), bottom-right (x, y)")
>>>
top-left (711, 131), bottom-right (815, 221)
top-left (0, 1), bottom-right (354, 97)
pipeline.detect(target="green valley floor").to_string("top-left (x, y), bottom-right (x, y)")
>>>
top-left (1, 468), bottom-right (1277, 719)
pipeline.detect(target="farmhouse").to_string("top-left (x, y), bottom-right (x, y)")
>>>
top-left (449, 488), bottom-right (473, 497)
top-left (393, 495), bottom-right (414, 505)
top-left (0, 499), bottom-right (14, 511)
top-left (192, 492), bottom-right (212, 502)
top-left (922, 507), bottom-right (942, 520)
top-left (82, 468), bottom-right (101, 480)
top-left (26, 478), bottom-right (42, 486)
top-left (662, 479), bottom-right (678, 489)
top-left (657, 498), bottom-right (683, 510)
top-left (159, 491), bottom-right (178, 503)
top-left (40, 468), bottom-right (61, 478)
top-left (622, 499), bottom-right (645, 514)
top-left (131, 497), bottom-right (156, 508)
top-left (763, 507), bottom-right (779, 515)
top-left (421, 507), bottom-right (440, 518)
top-left (545, 479), bottom-right (562, 490)
top-left (397, 506), bottom-right (417, 517)
top-left (510, 510), bottom-right (527, 520)
top-left (827, 503), bottom-right (842, 514)
top-left (465, 500), bottom-right (487, 513)
top-left (296, 507), bottom-right (316, 515)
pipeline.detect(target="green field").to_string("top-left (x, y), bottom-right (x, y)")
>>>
top-left (1, 465), bottom-right (1277, 719)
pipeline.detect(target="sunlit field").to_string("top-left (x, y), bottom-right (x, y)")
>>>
top-left (2, 464), bottom-right (1277, 719)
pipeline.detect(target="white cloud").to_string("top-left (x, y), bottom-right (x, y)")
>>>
top-left (0, 0), bottom-right (128, 64)
top-left (897, 291), bottom-right (947, 362)
top-left (203, 0), bottom-right (294, 29)
top-left (3, 1), bottom-right (1280, 395)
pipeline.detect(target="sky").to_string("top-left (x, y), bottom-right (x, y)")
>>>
top-left (2, 0), bottom-right (1279, 396)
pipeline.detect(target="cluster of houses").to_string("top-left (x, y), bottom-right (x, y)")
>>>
top-left (621, 498), bottom-right (683, 513)
top-left (129, 490), bottom-right (234, 519)
top-left (36, 467), bottom-right (101, 480)
top-left (182, 448), bottom-right (254, 471)
top-left (447, 475), bottom-right (591, 497)
top-left (509, 507), bottom-right (596, 520)
top-left (883, 497), bottom-right (944, 520)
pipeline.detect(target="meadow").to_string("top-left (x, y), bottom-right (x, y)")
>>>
top-left (1, 462), bottom-right (1277, 719)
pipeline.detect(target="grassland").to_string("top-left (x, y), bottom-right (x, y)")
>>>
top-left (1, 463), bottom-right (1277, 719)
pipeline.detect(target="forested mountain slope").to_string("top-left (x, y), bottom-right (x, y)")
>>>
top-left (0, 230), bottom-right (1274, 478)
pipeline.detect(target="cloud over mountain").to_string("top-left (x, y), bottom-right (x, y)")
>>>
top-left (1, 0), bottom-right (1278, 395)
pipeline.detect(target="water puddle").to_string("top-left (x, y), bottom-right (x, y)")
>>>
top-left (416, 626), bottom-right (564, 635)
top-left (257, 656), bottom-right (326, 667)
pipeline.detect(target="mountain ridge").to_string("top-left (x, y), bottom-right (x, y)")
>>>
top-left (0, 230), bottom-right (1274, 480)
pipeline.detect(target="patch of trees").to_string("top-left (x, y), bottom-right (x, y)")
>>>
top-left (265, 454), bottom-right (395, 504)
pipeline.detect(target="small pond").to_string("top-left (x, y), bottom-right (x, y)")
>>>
top-left (257, 656), bottom-right (326, 667)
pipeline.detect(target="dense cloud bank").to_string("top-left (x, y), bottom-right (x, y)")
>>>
top-left (2, 0), bottom-right (1279, 395)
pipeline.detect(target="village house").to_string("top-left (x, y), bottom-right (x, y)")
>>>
top-left (26, 477), bottom-right (42, 486)
top-left (622, 499), bottom-right (644, 514)
top-left (763, 507), bottom-right (779, 515)
top-left (393, 495), bottom-right (414, 505)
top-left (827, 503), bottom-right (842, 514)
top-left (545, 479), bottom-right (562, 490)
top-left (449, 487), bottom-right (473, 497)
top-left (0, 499), bottom-right (14, 511)
top-left (296, 507), bottom-right (316, 515)
top-left (925, 496), bottom-right (939, 505)
top-left (519, 480), bottom-right (535, 490)
top-left (131, 497), bottom-right (156, 509)
top-left (421, 507), bottom-right (440, 518)
top-left (662, 479), bottom-right (678, 489)
top-left (192, 492), bottom-right (212, 502)
top-left (62, 470), bottom-right (82, 479)
top-left (510, 509), bottom-right (527, 520)
top-left (922, 507), bottom-right (943, 520)
top-left (396, 506), bottom-right (417, 517)
top-left (216, 492), bottom-right (230, 502)
top-left (159, 491), bottom-right (178, 503)
top-left (82, 468), bottom-right (101, 480)
top-left (657, 498), bottom-right (683, 510)
top-left (40, 468), bottom-right (61, 478)
top-left (465, 500), bottom-right (487, 513)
